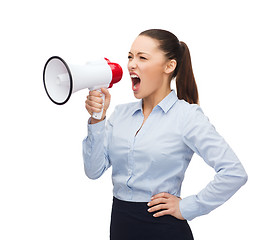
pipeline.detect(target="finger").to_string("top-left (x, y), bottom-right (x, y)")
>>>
top-left (88, 95), bottom-right (104, 104)
top-left (85, 105), bottom-right (93, 115)
top-left (151, 192), bottom-right (171, 200)
top-left (148, 203), bottom-right (168, 213)
top-left (101, 87), bottom-right (110, 96)
top-left (153, 209), bottom-right (171, 218)
top-left (101, 88), bottom-right (111, 103)
top-left (100, 88), bottom-right (109, 96)
top-left (85, 99), bottom-right (103, 110)
top-left (147, 198), bottom-right (167, 207)
top-left (85, 102), bottom-right (102, 114)
top-left (86, 96), bottom-right (103, 108)
top-left (87, 101), bottom-right (103, 110)
top-left (89, 90), bottom-right (103, 98)
top-left (85, 106), bottom-right (92, 115)
top-left (90, 106), bottom-right (103, 113)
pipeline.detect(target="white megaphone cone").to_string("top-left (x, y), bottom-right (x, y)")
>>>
top-left (43, 56), bottom-right (123, 119)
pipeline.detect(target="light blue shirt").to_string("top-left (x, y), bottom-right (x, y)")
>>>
top-left (82, 90), bottom-right (247, 221)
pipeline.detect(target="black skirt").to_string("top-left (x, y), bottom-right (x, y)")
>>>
top-left (110, 197), bottom-right (194, 240)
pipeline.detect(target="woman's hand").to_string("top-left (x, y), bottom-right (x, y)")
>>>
top-left (147, 192), bottom-right (185, 220)
top-left (85, 88), bottom-right (111, 124)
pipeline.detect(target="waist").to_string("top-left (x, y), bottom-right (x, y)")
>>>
top-left (112, 196), bottom-right (186, 224)
top-left (113, 196), bottom-right (148, 209)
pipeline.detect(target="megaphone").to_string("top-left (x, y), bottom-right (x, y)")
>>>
top-left (43, 56), bottom-right (123, 119)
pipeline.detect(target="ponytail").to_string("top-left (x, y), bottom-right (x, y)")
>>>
top-left (176, 41), bottom-right (199, 104)
top-left (139, 29), bottom-right (199, 105)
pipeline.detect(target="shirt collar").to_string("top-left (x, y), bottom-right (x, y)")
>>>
top-left (131, 90), bottom-right (178, 116)
top-left (131, 100), bottom-right (143, 116)
top-left (157, 90), bottom-right (178, 113)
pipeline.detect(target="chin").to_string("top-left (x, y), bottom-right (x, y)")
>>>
top-left (133, 93), bottom-right (142, 99)
top-left (133, 91), bottom-right (143, 99)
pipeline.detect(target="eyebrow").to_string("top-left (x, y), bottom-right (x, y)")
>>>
top-left (128, 51), bottom-right (150, 56)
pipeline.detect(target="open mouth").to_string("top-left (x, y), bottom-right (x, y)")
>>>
top-left (131, 74), bottom-right (141, 91)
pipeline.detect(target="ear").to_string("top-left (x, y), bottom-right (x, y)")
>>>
top-left (164, 59), bottom-right (177, 75)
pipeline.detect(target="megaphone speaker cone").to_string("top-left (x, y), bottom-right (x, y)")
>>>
top-left (43, 56), bottom-right (73, 105)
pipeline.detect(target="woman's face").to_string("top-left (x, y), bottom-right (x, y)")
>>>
top-left (127, 35), bottom-right (170, 99)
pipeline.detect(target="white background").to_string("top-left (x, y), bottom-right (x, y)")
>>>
top-left (0, 0), bottom-right (263, 239)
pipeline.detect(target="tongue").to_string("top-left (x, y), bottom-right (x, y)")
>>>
top-left (133, 81), bottom-right (140, 91)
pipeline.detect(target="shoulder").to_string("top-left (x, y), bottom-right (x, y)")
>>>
top-left (174, 99), bottom-right (210, 131)
top-left (175, 99), bottom-right (202, 117)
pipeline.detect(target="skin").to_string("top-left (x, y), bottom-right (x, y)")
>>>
top-left (85, 35), bottom-right (185, 220)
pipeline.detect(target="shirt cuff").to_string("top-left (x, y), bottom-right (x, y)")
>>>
top-left (87, 117), bottom-right (106, 137)
top-left (179, 195), bottom-right (201, 221)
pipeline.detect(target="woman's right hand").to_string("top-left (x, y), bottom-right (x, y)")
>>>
top-left (85, 88), bottom-right (111, 124)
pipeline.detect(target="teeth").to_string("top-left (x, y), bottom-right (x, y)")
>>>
top-left (130, 74), bottom-right (139, 78)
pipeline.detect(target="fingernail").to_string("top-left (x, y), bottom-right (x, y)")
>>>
top-left (151, 197), bottom-right (154, 200)
top-left (147, 202), bottom-right (150, 206)
top-left (153, 214), bottom-right (156, 217)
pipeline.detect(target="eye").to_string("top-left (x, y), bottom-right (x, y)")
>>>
top-left (128, 55), bottom-right (132, 60)
top-left (140, 56), bottom-right (147, 60)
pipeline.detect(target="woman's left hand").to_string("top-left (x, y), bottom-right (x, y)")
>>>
top-left (147, 192), bottom-right (185, 220)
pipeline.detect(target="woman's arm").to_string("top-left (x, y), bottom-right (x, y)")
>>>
top-left (179, 105), bottom-right (248, 221)
top-left (82, 118), bottom-right (113, 179)
top-left (82, 88), bottom-right (113, 180)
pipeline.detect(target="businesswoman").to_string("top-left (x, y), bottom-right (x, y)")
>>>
top-left (83, 29), bottom-right (248, 240)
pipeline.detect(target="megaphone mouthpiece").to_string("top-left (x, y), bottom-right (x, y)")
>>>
top-left (105, 59), bottom-right (123, 88)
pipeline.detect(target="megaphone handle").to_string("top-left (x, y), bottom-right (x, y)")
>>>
top-left (92, 89), bottom-right (105, 120)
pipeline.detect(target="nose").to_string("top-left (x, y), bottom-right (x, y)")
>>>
top-left (127, 58), bottom-right (137, 71)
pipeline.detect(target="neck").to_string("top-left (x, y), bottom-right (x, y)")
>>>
top-left (142, 87), bottom-right (171, 115)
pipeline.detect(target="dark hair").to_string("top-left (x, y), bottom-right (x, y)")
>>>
top-left (139, 29), bottom-right (199, 104)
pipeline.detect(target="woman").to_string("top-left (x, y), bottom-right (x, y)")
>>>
top-left (83, 29), bottom-right (248, 240)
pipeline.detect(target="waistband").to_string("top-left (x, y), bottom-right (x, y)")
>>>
top-left (112, 197), bottom-right (149, 210)
top-left (111, 196), bottom-right (189, 225)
